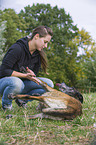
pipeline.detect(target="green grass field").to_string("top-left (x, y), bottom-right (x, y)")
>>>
top-left (0, 93), bottom-right (96, 145)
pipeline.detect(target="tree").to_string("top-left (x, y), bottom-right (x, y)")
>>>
top-left (2, 4), bottom-right (96, 88)
top-left (0, 8), bottom-right (27, 52)
top-left (19, 4), bottom-right (79, 85)
top-left (71, 29), bottom-right (96, 90)
top-left (0, 21), bottom-right (6, 64)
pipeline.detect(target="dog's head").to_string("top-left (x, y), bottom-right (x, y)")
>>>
top-left (56, 82), bottom-right (83, 103)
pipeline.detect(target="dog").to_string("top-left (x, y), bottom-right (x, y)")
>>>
top-left (9, 78), bottom-right (82, 121)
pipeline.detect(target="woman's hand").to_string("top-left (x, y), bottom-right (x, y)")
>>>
top-left (25, 73), bottom-right (41, 85)
top-left (26, 67), bottom-right (36, 77)
top-left (25, 67), bottom-right (40, 84)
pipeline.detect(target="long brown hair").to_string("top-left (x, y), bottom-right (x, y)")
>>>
top-left (28, 26), bottom-right (53, 73)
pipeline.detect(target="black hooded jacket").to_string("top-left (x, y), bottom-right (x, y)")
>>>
top-left (0, 37), bottom-right (41, 78)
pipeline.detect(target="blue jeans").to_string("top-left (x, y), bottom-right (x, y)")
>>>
top-left (0, 76), bottom-right (54, 108)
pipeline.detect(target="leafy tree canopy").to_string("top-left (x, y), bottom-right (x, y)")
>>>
top-left (1, 4), bottom-right (96, 89)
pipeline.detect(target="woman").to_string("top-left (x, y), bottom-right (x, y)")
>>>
top-left (0, 26), bottom-right (54, 110)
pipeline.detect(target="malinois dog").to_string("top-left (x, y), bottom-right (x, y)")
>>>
top-left (9, 76), bottom-right (82, 121)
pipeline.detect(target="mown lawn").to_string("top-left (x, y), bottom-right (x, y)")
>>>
top-left (0, 93), bottom-right (96, 145)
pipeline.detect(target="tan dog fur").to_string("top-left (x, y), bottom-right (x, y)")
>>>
top-left (9, 78), bottom-right (82, 121)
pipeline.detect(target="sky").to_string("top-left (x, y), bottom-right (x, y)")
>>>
top-left (0, 0), bottom-right (96, 42)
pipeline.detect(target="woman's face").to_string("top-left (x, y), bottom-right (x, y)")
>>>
top-left (35, 34), bottom-right (52, 51)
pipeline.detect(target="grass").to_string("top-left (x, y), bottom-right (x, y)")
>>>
top-left (0, 93), bottom-right (96, 145)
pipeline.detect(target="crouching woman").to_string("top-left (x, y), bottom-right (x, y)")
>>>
top-left (0, 26), bottom-right (54, 110)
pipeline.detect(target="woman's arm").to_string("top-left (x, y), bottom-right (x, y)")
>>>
top-left (11, 71), bottom-right (27, 78)
top-left (0, 45), bottom-right (22, 77)
top-left (11, 70), bottom-right (40, 85)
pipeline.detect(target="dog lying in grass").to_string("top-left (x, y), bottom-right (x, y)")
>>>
top-left (9, 78), bottom-right (82, 121)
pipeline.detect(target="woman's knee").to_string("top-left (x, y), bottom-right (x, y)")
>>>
top-left (0, 77), bottom-right (25, 94)
top-left (10, 77), bottom-right (24, 93)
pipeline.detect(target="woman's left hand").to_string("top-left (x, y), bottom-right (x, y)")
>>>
top-left (26, 67), bottom-right (36, 77)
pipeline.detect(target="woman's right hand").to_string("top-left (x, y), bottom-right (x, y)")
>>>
top-left (25, 73), bottom-right (41, 85)
top-left (26, 67), bottom-right (36, 77)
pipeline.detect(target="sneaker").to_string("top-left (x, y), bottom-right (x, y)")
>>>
top-left (2, 104), bottom-right (13, 111)
top-left (15, 99), bottom-right (28, 108)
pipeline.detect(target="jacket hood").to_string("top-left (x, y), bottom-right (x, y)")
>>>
top-left (16, 37), bottom-right (39, 57)
top-left (16, 37), bottom-right (29, 52)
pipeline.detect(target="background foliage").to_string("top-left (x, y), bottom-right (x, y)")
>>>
top-left (0, 3), bottom-right (96, 91)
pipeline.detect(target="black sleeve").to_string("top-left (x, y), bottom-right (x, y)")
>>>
top-left (0, 44), bottom-right (22, 77)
